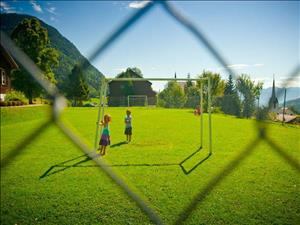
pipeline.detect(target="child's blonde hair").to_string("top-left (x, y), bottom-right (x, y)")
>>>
top-left (103, 114), bottom-right (111, 123)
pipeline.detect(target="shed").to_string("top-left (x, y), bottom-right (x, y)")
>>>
top-left (108, 68), bottom-right (157, 106)
top-left (0, 43), bottom-right (19, 101)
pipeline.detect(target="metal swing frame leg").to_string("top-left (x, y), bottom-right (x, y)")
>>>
top-left (199, 77), bottom-right (212, 154)
top-left (94, 78), bottom-right (108, 150)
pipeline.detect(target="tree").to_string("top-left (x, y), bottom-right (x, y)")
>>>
top-left (185, 86), bottom-right (200, 108)
top-left (196, 70), bottom-right (225, 112)
top-left (184, 73), bottom-right (193, 93)
top-left (224, 74), bottom-right (235, 95)
top-left (220, 94), bottom-right (241, 117)
top-left (67, 65), bottom-right (89, 106)
top-left (236, 74), bottom-right (263, 118)
top-left (11, 18), bottom-right (59, 104)
top-left (130, 67), bottom-right (143, 77)
top-left (220, 74), bottom-right (241, 116)
top-left (158, 81), bottom-right (187, 108)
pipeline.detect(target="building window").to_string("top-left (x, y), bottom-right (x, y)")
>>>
top-left (1, 69), bottom-right (7, 86)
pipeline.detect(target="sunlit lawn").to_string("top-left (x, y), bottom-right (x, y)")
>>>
top-left (1, 106), bottom-right (299, 224)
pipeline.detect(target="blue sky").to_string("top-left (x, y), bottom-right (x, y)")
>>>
top-left (1, 1), bottom-right (299, 91)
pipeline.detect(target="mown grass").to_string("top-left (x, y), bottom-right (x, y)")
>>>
top-left (1, 106), bottom-right (299, 225)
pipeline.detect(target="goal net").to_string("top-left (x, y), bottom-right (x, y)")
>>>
top-left (127, 95), bottom-right (148, 107)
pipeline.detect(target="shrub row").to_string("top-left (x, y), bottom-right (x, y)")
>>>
top-left (0, 101), bottom-right (28, 107)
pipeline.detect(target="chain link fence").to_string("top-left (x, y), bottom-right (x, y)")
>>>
top-left (1, 1), bottom-right (299, 225)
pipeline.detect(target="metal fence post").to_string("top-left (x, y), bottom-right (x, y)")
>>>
top-left (200, 82), bottom-right (203, 148)
top-left (94, 78), bottom-right (105, 150)
top-left (100, 80), bottom-right (108, 125)
top-left (207, 77), bottom-right (212, 155)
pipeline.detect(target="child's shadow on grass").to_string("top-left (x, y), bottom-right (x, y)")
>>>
top-left (110, 141), bottom-right (128, 148)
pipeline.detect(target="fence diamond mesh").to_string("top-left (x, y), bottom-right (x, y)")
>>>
top-left (1, 1), bottom-right (299, 225)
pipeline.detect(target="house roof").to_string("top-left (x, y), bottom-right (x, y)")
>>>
top-left (110, 68), bottom-right (152, 84)
top-left (276, 114), bottom-right (297, 123)
top-left (0, 43), bottom-right (19, 69)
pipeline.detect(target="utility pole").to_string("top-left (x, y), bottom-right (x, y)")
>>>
top-left (282, 88), bottom-right (286, 125)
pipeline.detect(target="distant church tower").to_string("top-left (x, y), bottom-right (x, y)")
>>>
top-left (268, 76), bottom-right (278, 109)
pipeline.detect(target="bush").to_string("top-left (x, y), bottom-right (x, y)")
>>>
top-left (255, 107), bottom-right (280, 121)
top-left (43, 99), bottom-right (53, 105)
top-left (0, 101), bottom-right (7, 106)
top-left (83, 102), bottom-right (96, 107)
top-left (157, 98), bottom-right (166, 107)
top-left (4, 90), bottom-right (27, 104)
top-left (211, 106), bottom-right (223, 114)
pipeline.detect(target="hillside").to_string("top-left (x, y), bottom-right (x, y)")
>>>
top-left (0, 13), bottom-right (104, 96)
top-left (281, 97), bottom-right (300, 113)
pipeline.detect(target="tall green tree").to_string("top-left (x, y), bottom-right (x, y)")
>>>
top-left (158, 81), bottom-right (187, 108)
top-left (11, 18), bottom-right (59, 104)
top-left (236, 74), bottom-right (263, 118)
top-left (224, 74), bottom-right (235, 95)
top-left (185, 85), bottom-right (200, 108)
top-left (184, 73), bottom-right (193, 93)
top-left (183, 73), bottom-right (200, 108)
top-left (67, 65), bottom-right (89, 106)
top-left (220, 74), bottom-right (241, 116)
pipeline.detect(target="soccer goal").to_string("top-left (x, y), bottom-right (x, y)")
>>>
top-left (127, 95), bottom-right (148, 107)
top-left (94, 77), bottom-right (212, 154)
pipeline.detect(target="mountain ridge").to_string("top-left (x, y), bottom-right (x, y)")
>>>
top-left (0, 13), bottom-right (104, 96)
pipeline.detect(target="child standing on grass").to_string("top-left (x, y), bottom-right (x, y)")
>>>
top-left (124, 110), bottom-right (132, 142)
top-left (98, 114), bottom-right (111, 156)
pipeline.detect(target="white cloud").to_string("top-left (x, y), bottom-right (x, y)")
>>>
top-left (128, 1), bottom-right (152, 9)
top-left (47, 6), bottom-right (56, 15)
top-left (206, 63), bottom-right (265, 73)
top-left (226, 64), bottom-right (249, 69)
top-left (30, 1), bottom-right (43, 13)
top-left (0, 2), bottom-right (16, 13)
top-left (253, 63), bottom-right (264, 67)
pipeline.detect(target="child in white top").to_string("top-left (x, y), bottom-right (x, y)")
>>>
top-left (124, 110), bottom-right (132, 142)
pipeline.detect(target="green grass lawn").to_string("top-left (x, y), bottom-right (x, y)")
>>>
top-left (1, 106), bottom-right (299, 225)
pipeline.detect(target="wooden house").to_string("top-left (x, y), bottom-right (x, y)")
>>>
top-left (0, 43), bottom-right (18, 101)
top-left (108, 68), bottom-right (157, 106)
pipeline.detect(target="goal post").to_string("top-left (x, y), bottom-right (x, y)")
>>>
top-left (94, 77), bottom-right (212, 155)
top-left (127, 95), bottom-right (148, 107)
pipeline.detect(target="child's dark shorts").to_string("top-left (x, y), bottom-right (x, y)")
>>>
top-left (124, 127), bottom-right (132, 135)
top-left (99, 135), bottom-right (110, 146)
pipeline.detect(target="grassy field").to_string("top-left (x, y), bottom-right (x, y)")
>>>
top-left (1, 106), bottom-right (299, 225)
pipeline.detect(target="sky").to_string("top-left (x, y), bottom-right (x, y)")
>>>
top-left (1, 1), bottom-right (299, 91)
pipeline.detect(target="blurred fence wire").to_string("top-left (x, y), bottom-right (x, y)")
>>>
top-left (1, 1), bottom-right (299, 224)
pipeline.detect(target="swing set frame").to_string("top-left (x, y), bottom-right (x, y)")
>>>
top-left (94, 77), bottom-right (212, 154)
